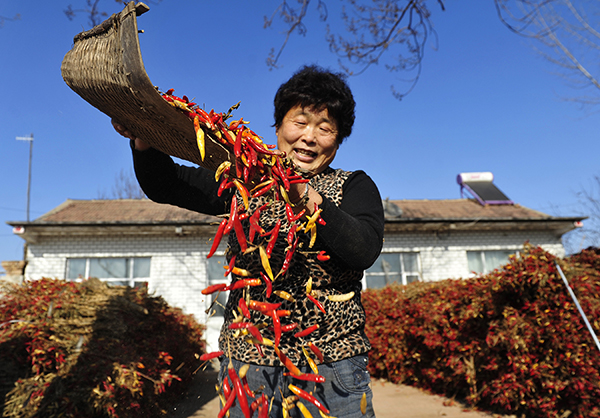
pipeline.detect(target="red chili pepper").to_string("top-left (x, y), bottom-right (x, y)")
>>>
top-left (285, 203), bottom-right (295, 224)
top-left (243, 165), bottom-right (250, 183)
top-left (248, 208), bottom-right (266, 242)
top-left (284, 373), bottom-right (326, 383)
top-left (274, 346), bottom-right (302, 376)
top-left (235, 158), bottom-right (244, 179)
top-left (270, 164), bottom-right (285, 186)
top-left (266, 220), bottom-right (281, 257)
top-left (275, 158), bottom-right (290, 190)
top-left (317, 250), bottom-right (330, 261)
top-left (229, 366), bottom-right (251, 418)
top-left (250, 397), bottom-right (261, 414)
top-left (234, 127), bottom-right (244, 157)
top-left (254, 343), bottom-right (264, 358)
top-left (247, 324), bottom-right (264, 343)
top-left (308, 342), bottom-right (324, 363)
top-left (287, 224), bottom-right (298, 246)
top-left (207, 219), bottom-right (228, 259)
top-left (248, 300), bottom-right (281, 313)
top-left (279, 237), bottom-right (298, 277)
top-left (288, 384), bottom-right (330, 415)
top-left (224, 255), bottom-right (236, 276)
top-left (293, 209), bottom-right (306, 222)
top-left (218, 178), bottom-right (235, 197)
top-left (307, 293), bottom-right (327, 315)
top-left (218, 390), bottom-right (236, 418)
top-left (224, 196), bottom-right (238, 235)
top-left (281, 323), bottom-right (298, 333)
top-left (239, 297), bottom-right (251, 319)
top-left (289, 178), bottom-right (310, 185)
top-left (230, 278), bottom-right (262, 291)
top-left (294, 324), bottom-right (319, 338)
top-left (200, 350), bottom-right (224, 361)
top-left (260, 272), bottom-right (273, 298)
top-left (258, 394), bottom-right (269, 418)
top-left (233, 213), bottom-right (248, 252)
top-left (222, 376), bottom-right (232, 399)
top-left (245, 135), bottom-right (278, 155)
top-left (201, 283), bottom-right (228, 295)
top-left (265, 309), bottom-right (291, 318)
top-left (251, 179), bottom-right (276, 198)
top-left (272, 309), bottom-right (281, 346)
top-left (232, 179), bottom-right (249, 209)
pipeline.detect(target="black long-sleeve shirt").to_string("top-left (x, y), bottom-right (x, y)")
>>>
top-left (132, 145), bottom-right (385, 364)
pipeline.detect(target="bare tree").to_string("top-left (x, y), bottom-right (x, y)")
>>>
top-left (98, 168), bottom-right (146, 200)
top-left (64, 0), bottom-right (115, 27)
top-left (495, 0), bottom-right (600, 107)
top-left (0, 13), bottom-right (21, 28)
top-left (265, 0), bottom-right (446, 99)
top-left (64, 0), bottom-right (162, 27)
top-left (572, 176), bottom-right (600, 248)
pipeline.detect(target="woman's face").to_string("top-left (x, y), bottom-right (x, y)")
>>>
top-left (276, 105), bottom-right (339, 176)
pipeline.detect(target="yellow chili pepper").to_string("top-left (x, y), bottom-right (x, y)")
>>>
top-left (273, 290), bottom-right (296, 302)
top-left (297, 401), bottom-right (313, 418)
top-left (302, 345), bottom-right (319, 375)
top-left (232, 179), bottom-right (249, 209)
top-left (308, 224), bottom-right (317, 248)
top-left (259, 245), bottom-right (274, 281)
top-left (215, 161), bottom-right (231, 182)
top-left (193, 116), bottom-right (205, 161)
top-left (304, 208), bottom-right (323, 233)
top-left (327, 291), bottom-right (355, 302)
top-left (361, 392), bottom-right (367, 415)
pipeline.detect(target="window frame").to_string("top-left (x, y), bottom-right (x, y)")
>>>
top-left (65, 257), bottom-right (151, 288)
top-left (206, 254), bottom-right (230, 318)
top-left (467, 249), bottom-right (517, 274)
top-left (363, 252), bottom-right (422, 288)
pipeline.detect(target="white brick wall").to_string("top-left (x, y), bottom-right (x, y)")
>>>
top-left (24, 233), bottom-right (229, 326)
top-left (23, 227), bottom-right (566, 351)
top-left (381, 229), bottom-right (565, 282)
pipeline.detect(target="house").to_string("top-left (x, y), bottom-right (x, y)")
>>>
top-left (5, 174), bottom-right (584, 349)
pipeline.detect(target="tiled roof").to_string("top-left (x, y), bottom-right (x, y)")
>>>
top-left (34, 199), bottom-right (218, 224)
top-left (384, 199), bottom-right (552, 221)
top-left (31, 198), bottom-right (567, 225)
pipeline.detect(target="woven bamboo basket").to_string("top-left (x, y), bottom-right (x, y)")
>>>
top-left (61, 1), bottom-right (233, 172)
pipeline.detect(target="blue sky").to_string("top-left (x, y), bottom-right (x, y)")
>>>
top-left (1, 0), bottom-right (598, 269)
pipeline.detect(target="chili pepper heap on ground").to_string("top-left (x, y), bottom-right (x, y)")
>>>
top-left (162, 89), bottom-right (353, 417)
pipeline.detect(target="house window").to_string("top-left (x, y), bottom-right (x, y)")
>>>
top-left (66, 257), bottom-right (150, 288)
top-left (467, 250), bottom-right (516, 274)
top-left (365, 252), bottom-right (421, 288)
top-left (206, 255), bottom-right (229, 318)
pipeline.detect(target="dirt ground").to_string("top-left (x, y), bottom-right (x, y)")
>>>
top-left (165, 367), bottom-right (510, 418)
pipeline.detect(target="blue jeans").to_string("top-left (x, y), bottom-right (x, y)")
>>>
top-left (218, 354), bottom-right (375, 418)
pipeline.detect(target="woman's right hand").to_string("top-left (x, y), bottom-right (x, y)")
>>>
top-left (111, 119), bottom-right (151, 151)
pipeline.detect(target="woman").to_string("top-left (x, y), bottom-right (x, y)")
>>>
top-left (115, 65), bottom-right (384, 418)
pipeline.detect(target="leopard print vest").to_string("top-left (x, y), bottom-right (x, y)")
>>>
top-left (218, 167), bottom-right (371, 366)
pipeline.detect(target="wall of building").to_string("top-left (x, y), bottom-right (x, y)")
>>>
top-left (22, 227), bottom-right (566, 351)
top-left (382, 229), bottom-right (565, 282)
top-left (24, 234), bottom-right (226, 322)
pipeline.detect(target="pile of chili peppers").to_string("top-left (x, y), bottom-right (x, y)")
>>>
top-left (161, 89), bottom-right (357, 417)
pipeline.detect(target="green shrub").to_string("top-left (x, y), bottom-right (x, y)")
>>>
top-left (363, 245), bottom-right (600, 418)
top-left (0, 278), bottom-right (206, 418)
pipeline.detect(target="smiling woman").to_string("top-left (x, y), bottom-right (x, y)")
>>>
top-left (276, 106), bottom-right (339, 177)
top-left (115, 64), bottom-right (386, 418)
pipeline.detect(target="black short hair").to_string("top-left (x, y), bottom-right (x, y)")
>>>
top-left (273, 65), bottom-right (356, 144)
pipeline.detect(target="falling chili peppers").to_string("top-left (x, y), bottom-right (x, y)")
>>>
top-left (161, 89), bottom-right (360, 417)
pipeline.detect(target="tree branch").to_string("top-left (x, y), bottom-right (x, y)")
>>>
top-left (495, 0), bottom-right (600, 106)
